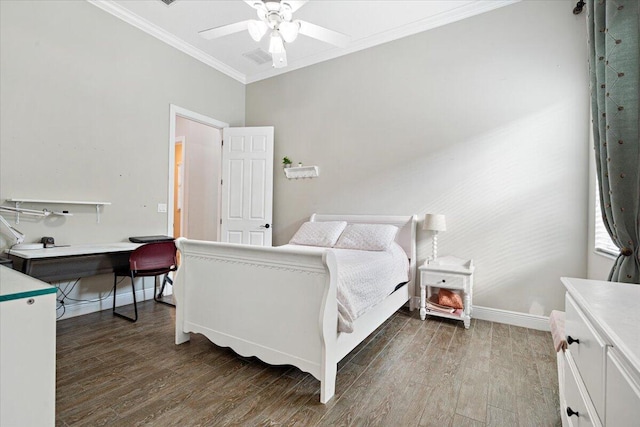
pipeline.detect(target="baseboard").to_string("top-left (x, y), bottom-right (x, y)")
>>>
top-left (472, 305), bottom-right (550, 331)
top-left (61, 293), bottom-right (546, 330)
top-left (410, 297), bottom-right (550, 331)
top-left (57, 286), bottom-right (173, 320)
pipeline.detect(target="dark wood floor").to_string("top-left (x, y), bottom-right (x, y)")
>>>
top-left (56, 301), bottom-right (561, 426)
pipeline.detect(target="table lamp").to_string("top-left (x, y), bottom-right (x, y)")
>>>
top-left (423, 214), bottom-right (446, 263)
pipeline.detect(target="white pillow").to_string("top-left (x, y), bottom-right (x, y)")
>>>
top-left (334, 223), bottom-right (399, 251)
top-left (289, 221), bottom-right (347, 247)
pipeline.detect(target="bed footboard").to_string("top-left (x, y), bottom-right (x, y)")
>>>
top-left (174, 238), bottom-right (339, 402)
top-left (174, 214), bottom-right (416, 404)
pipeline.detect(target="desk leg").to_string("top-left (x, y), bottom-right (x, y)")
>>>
top-left (420, 283), bottom-right (427, 321)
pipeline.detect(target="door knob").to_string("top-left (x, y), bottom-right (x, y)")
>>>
top-left (567, 336), bottom-right (580, 345)
top-left (260, 224), bottom-right (270, 229)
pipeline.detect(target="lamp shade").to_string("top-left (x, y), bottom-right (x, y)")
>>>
top-left (278, 21), bottom-right (299, 43)
top-left (423, 214), bottom-right (446, 232)
top-left (248, 20), bottom-right (268, 42)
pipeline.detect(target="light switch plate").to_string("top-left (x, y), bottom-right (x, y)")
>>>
top-left (157, 203), bottom-right (167, 213)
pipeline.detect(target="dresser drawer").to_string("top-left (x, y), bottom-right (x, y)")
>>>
top-left (605, 350), bottom-right (640, 427)
top-left (421, 272), bottom-right (466, 290)
top-left (565, 295), bottom-right (606, 419)
top-left (564, 352), bottom-right (602, 427)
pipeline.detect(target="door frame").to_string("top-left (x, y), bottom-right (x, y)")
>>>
top-left (173, 136), bottom-right (185, 238)
top-left (167, 104), bottom-right (228, 237)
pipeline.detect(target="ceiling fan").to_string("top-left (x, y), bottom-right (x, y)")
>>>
top-left (199, 0), bottom-right (350, 69)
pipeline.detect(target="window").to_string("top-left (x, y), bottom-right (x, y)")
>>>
top-left (594, 185), bottom-right (618, 257)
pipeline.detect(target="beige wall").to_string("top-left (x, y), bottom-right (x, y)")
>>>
top-left (246, 0), bottom-right (590, 316)
top-left (0, 0), bottom-right (594, 319)
top-left (0, 0), bottom-right (244, 318)
top-left (0, 0), bottom-right (244, 246)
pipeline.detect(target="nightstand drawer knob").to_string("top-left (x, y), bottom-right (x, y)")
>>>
top-left (567, 335), bottom-right (580, 345)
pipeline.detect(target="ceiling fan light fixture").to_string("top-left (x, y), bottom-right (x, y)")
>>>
top-left (279, 3), bottom-right (293, 21)
top-left (200, 0), bottom-right (350, 70)
top-left (268, 31), bottom-right (287, 68)
top-left (268, 31), bottom-right (285, 53)
top-left (264, 1), bottom-right (281, 12)
top-left (248, 20), bottom-right (268, 41)
top-left (278, 21), bottom-right (299, 43)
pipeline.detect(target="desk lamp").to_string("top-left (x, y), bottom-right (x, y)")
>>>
top-left (0, 214), bottom-right (26, 247)
top-left (423, 214), bottom-right (446, 264)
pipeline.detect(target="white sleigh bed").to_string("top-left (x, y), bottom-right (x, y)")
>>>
top-left (174, 214), bottom-right (417, 403)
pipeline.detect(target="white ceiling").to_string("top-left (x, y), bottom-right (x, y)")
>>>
top-left (89, 0), bottom-right (518, 84)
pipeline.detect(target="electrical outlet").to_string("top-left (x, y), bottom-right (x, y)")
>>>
top-left (157, 203), bottom-right (167, 213)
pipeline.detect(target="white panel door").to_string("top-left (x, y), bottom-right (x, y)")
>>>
top-left (221, 127), bottom-right (274, 246)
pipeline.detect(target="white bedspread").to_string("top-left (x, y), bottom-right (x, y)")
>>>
top-left (281, 243), bottom-right (409, 333)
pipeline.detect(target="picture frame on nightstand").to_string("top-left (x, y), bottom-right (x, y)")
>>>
top-left (419, 256), bottom-right (474, 329)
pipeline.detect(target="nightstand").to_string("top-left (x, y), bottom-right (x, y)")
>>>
top-left (419, 256), bottom-right (474, 329)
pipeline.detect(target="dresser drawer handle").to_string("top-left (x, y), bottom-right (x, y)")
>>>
top-left (566, 407), bottom-right (579, 417)
top-left (567, 335), bottom-right (580, 345)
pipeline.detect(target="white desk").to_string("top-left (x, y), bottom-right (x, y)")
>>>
top-left (6, 242), bottom-right (140, 259)
top-left (6, 243), bottom-right (140, 282)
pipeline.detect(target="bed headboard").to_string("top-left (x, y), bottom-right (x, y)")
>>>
top-left (309, 214), bottom-right (418, 298)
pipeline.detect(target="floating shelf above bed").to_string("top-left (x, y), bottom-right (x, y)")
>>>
top-left (284, 166), bottom-right (319, 179)
top-left (5, 198), bottom-right (111, 223)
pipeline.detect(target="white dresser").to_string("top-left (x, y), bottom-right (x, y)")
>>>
top-left (560, 277), bottom-right (640, 427)
top-left (0, 266), bottom-right (57, 427)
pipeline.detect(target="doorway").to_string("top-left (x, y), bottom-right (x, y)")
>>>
top-left (168, 105), bottom-right (229, 239)
top-left (173, 136), bottom-right (184, 238)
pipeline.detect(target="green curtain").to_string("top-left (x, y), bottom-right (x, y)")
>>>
top-left (588, 0), bottom-right (640, 283)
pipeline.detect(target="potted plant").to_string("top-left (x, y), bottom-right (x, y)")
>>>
top-left (282, 156), bottom-right (292, 168)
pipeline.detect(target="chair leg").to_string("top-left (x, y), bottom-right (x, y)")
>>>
top-left (154, 274), bottom-right (175, 307)
top-left (113, 273), bottom-right (138, 322)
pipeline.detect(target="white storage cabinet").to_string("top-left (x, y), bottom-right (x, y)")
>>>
top-left (560, 277), bottom-right (640, 427)
top-left (0, 267), bottom-right (57, 427)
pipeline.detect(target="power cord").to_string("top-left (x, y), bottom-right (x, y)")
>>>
top-left (55, 277), bottom-right (126, 319)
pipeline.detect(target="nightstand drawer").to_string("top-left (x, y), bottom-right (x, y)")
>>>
top-left (421, 272), bottom-right (466, 290)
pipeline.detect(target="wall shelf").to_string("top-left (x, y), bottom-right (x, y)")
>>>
top-left (284, 166), bottom-right (319, 179)
top-left (5, 199), bottom-right (111, 223)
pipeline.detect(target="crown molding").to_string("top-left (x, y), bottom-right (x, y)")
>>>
top-left (86, 0), bottom-right (247, 84)
top-left (87, 0), bottom-right (519, 85)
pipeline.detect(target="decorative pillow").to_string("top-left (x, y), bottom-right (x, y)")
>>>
top-left (438, 289), bottom-right (463, 309)
top-left (334, 224), bottom-right (399, 251)
top-left (288, 221), bottom-right (347, 247)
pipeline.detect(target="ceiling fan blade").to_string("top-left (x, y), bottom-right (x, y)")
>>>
top-left (199, 20), bottom-right (251, 40)
top-left (297, 20), bottom-right (350, 48)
